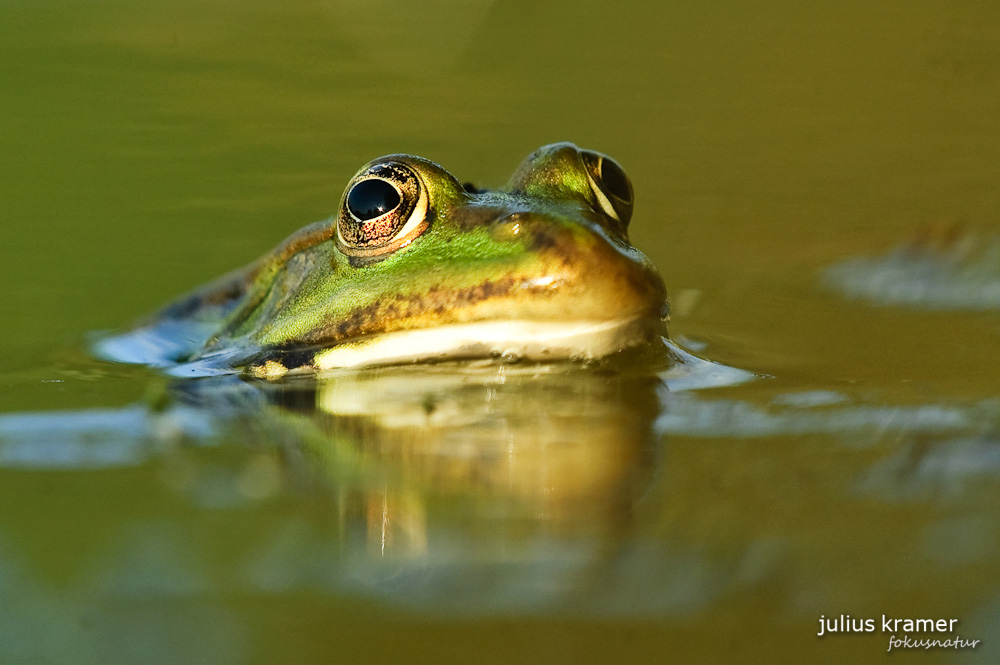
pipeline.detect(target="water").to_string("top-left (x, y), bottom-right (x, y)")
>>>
top-left (3, 1), bottom-right (1000, 663)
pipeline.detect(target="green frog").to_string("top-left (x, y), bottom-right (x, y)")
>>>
top-left (98, 143), bottom-right (669, 378)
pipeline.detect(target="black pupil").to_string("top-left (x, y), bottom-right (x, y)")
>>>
top-left (599, 158), bottom-right (631, 203)
top-left (347, 179), bottom-right (400, 220)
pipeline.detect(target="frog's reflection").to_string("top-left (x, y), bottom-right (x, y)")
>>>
top-left (267, 362), bottom-right (661, 549)
top-left (182, 360), bottom-right (666, 600)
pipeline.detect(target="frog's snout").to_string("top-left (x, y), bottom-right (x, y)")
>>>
top-left (507, 213), bottom-right (668, 325)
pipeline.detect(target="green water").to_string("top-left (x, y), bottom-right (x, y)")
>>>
top-left (3, 1), bottom-right (1000, 663)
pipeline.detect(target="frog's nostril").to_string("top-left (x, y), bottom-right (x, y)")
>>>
top-left (487, 212), bottom-right (530, 242)
top-left (495, 212), bottom-right (528, 226)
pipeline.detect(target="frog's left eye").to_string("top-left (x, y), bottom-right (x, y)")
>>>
top-left (581, 151), bottom-right (634, 227)
top-left (337, 162), bottom-right (429, 259)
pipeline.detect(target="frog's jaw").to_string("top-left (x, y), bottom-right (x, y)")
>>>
top-left (310, 315), bottom-right (664, 370)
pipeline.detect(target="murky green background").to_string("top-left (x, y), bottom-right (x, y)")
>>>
top-left (3, 1), bottom-right (1000, 663)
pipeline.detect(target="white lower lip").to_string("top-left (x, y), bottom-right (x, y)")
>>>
top-left (312, 316), bottom-right (664, 371)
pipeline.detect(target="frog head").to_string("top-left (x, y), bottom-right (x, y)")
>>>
top-left (100, 143), bottom-right (669, 376)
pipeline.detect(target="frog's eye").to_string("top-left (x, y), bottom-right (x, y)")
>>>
top-left (337, 162), bottom-right (429, 259)
top-left (581, 151), bottom-right (634, 227)
top-left (347, 179), bottom-right (400, 220)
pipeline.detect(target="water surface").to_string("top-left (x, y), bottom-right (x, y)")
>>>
top-left (2, 1), bottom-right (1000, 663)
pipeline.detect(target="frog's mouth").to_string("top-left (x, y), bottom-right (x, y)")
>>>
top-left (307, 315), bottom-right (666, 371)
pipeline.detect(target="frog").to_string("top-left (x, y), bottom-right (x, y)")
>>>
top-left (97, 142), bottom-right (669, 378)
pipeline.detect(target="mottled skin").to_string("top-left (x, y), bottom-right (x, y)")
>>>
top-left (106, 143), bottom-right (668, 375)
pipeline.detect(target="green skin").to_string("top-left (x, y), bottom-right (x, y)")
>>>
top-left (127, 143), bottom-right (668, 374)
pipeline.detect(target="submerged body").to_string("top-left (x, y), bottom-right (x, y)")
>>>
top-left (99, 143), bottom-right (668, 376)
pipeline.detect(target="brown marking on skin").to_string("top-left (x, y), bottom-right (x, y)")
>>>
top-left (263, 347), bottom-right (319, 371)
top-left (527, 224), bottom-right (602, 278)
top-left (528, 227), bottom-right (560, 252)
top-left (293, 276), bottom-right (524, 346)
top-left (245, 345), bottom-right (324, 379)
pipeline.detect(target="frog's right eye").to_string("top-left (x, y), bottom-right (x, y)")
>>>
top-left (581, 150), bottom-right (634, 228)
top-left (337, 161), bottom-right (429, 259)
